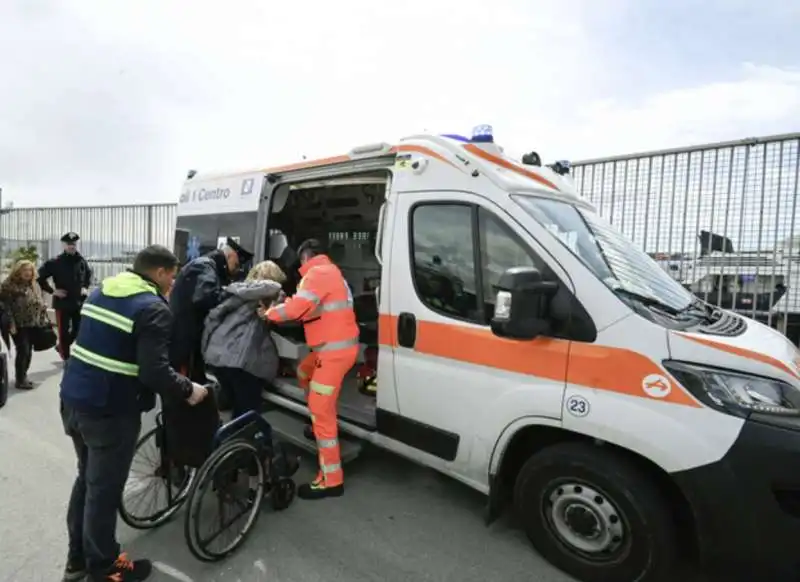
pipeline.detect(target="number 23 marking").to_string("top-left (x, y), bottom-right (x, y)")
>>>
top-left (566, 395), bottom-right (590, 418)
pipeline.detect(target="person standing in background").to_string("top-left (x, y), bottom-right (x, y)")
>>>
top-left (0, 260), bottom-right (49, 389)
top-left (37, 232), bottom-right (93, 360)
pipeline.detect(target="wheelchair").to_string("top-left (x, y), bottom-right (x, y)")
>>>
top-left (120, 400), bottom-right (297, 562)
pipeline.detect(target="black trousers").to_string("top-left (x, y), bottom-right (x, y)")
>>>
top-left (213, 367), bottom-right (266, 420)
top-left (55, 307), bottom-right (81, 360)
top-left (11, 327), bottom-right (33, 383)
top-left (61, 404), bottom-right (141, 574)
top-left (214, 367), bottom-right (271, 476)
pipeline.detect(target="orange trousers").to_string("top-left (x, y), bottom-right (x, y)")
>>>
top-left (297, 345), bottom-right (359, 487)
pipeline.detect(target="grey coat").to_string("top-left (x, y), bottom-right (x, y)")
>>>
top-left (201, 280), bottom-right (283, 381)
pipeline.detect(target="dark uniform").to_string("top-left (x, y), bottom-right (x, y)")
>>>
top-left (60, 270), bottom-right (193, 581)
top-left (168, 239), bottom-right (252, 382)
top-left (37, 232), bottom-right (93, 360)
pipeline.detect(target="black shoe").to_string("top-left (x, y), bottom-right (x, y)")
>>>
top-left (63, 558), bottom-right (87, 581)
top-left (90, 553), bottom-right (152, 581)
top-left (298, 481), bottom-right (344, 500)
top-left (303, 424), bottom-right (315, 441)
top-left (14, 379), bottom-right (34, 390)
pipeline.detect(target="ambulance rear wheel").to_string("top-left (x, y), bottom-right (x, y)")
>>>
top-left (513, 442), bottom-right (678, 582)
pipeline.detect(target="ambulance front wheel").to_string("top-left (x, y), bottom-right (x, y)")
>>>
top-left (513, 442), bottom-right (679, 582)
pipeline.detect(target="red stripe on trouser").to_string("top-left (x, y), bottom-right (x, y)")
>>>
top-left (55, 310), bottom-right (65, 359)
top-left (308, 346), bottom-right (358, 487)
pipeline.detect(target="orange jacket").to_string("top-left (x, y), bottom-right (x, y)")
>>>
top-left (266, 254), bottom-right (359, 352)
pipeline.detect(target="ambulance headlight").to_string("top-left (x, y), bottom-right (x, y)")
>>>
top-left (664, 361), bottom-right (800, 417)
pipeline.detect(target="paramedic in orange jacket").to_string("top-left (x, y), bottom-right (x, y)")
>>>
top-left (260, 239), bottom-right (358, 500)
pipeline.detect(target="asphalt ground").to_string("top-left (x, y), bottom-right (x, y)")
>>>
top-left (0, 350), bottom-right (707, 582)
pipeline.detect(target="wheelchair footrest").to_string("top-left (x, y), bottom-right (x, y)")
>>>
top-left (263, 409), bottom-right (363, 464)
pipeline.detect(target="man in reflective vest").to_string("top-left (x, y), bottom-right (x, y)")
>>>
top-left (59, 245), bottom-right (208, 582)
top-left (260, 238), bottom-right (359, 500)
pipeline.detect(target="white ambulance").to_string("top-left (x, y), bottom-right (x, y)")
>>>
top-left (174, 126), bottom-right (800, 582)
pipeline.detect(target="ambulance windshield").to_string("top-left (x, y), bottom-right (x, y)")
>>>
top-left (513, 195), bottom-right (695, 313)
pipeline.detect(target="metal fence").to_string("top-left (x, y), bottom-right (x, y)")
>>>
top-left (0, 204), bottom-right (177, 284)
top-left (571, 132), bottom-right (800, 343)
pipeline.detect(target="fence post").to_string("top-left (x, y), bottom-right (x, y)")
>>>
top-left (147, 204), bottom-right (154, 246)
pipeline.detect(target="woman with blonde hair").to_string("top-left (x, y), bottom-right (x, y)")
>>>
top-left (202, 260), bottom-right (287, 419)
top-left (0, 260), bottom-right (49, 389)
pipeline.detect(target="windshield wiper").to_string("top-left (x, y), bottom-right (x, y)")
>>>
top-left (677, 297), bottom-right (717, 323)
top-left (613, 288), bottom-right (681, 315)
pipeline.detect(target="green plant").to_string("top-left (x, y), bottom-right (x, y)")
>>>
top-left (6, 244), bottom-right (40, 269)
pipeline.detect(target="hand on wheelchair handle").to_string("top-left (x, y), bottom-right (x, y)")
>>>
top-left (186, 382), bottom-right (209, 406)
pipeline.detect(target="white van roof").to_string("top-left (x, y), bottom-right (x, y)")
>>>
top-left (177, 130), bottom-right (585, 217)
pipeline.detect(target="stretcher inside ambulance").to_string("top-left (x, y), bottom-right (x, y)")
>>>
top-left (174, 126), bottom-right (800, 582)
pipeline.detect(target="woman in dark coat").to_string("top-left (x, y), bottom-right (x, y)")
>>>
top-left (0, 260), bottom-right (50, 389)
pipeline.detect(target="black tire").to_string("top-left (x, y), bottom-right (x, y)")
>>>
top-left (119, 426), bottom-right (196, 529)
top-left (513, 442), bottom-right (678, 582)
top-left (184, 439), bottom-right (266, 562)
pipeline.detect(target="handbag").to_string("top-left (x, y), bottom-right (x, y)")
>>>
top-left (29, 324), bottom-right (58, 352)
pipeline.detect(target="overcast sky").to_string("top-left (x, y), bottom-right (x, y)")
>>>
top-left (1, 0), bottom-right (798, 208)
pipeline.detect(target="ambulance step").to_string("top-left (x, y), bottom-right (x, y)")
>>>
top-left (263, 409), bottom-right (363, 464)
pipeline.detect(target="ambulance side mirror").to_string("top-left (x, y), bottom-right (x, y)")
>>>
top-left (490, 267), bottom-right (558, 340)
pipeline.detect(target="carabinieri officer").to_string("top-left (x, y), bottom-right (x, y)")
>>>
top-left (37, 231), bottom-right (93, 360)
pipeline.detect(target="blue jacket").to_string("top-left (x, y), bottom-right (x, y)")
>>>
top-left (169, 251), bottom-right (229, 371)
top-left (60, 271), bottom-right (192, 416)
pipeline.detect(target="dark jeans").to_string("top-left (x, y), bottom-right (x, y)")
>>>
top-left (214, 367), bottom-right (269, 476)
top-left (55, 307), bottom-right (81, 360)
top-left (11, 327), bottom-right (33, 383)
top-left (214, 367), bottom-right (266, 420)
top-left (61, 403), bottom-right (141, 573)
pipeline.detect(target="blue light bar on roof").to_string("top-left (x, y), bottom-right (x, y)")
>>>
top-left (471, 124), bottom-right (494, 143)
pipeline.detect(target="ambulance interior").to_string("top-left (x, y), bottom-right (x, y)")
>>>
top-left (264, 172), bottom-right (388, 429)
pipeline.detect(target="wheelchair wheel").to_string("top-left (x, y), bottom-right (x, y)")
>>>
top-left (120, 426), bottom-right (196, 530)
top-left (184, 439), bottom-right (266, 562)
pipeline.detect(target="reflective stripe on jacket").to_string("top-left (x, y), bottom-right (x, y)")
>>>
top-left (266, 254), bottom-right (359, 352)
top-left (60, 272), bottom-right (161, 414)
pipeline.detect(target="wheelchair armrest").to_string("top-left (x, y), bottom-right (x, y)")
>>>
top-left (212, 410), bottom-right (272, 449)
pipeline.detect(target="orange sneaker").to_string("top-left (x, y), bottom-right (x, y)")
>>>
top-left (90, 553), bottom-right (152, 582)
